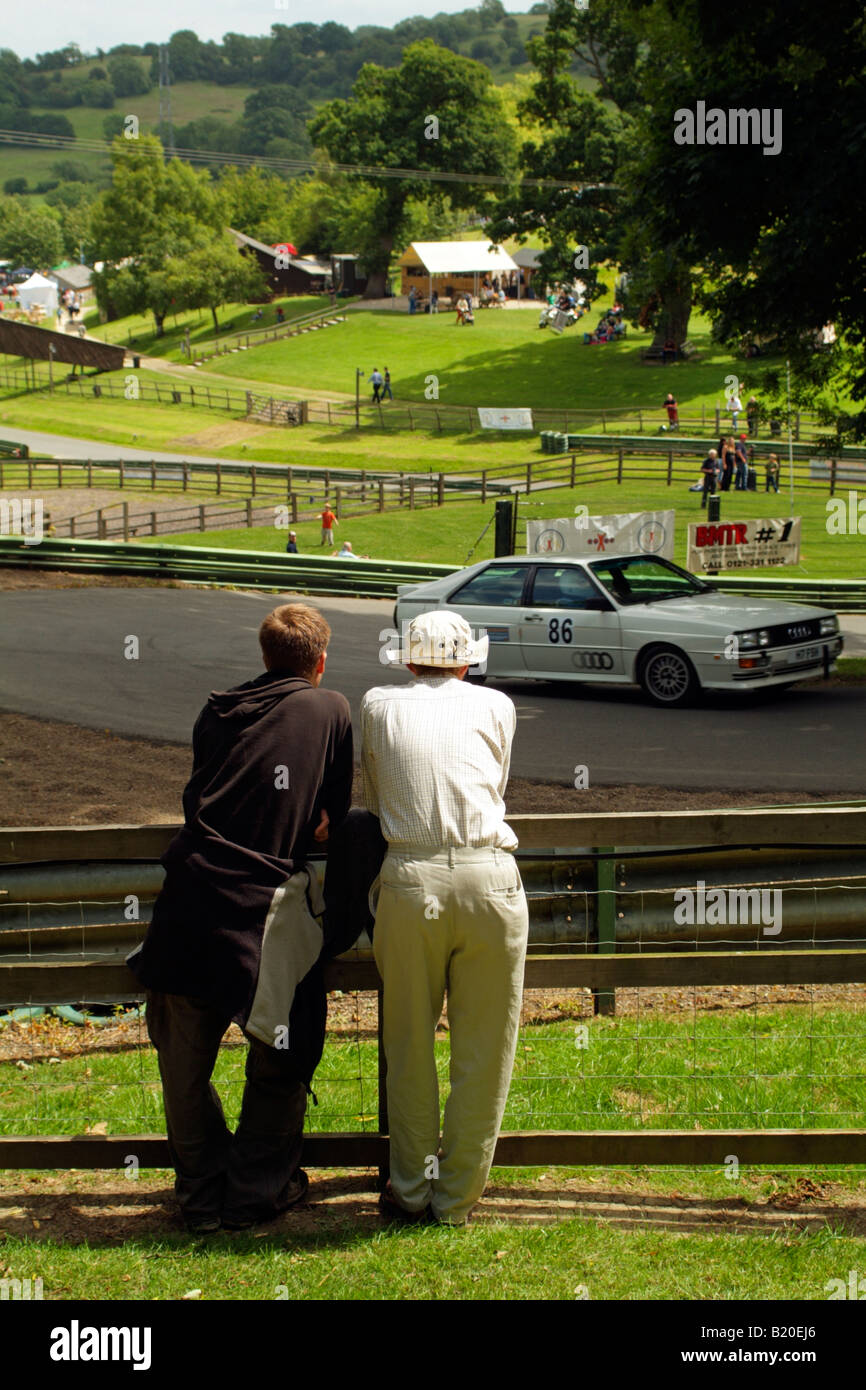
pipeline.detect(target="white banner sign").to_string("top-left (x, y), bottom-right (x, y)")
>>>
top-left (526, 510), bottom-right (675, 560)
top-left (687, 517), bottom-right (801, 572)
top-left (477, 407), bottom-right (534, 430)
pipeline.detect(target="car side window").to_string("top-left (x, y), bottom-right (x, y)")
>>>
top-left (530, 566), bottom-right (600, 610)
top-left (449, 565), bottom-right (527, 607)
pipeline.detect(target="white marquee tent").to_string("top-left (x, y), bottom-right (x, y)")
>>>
top-left (400, 240), bottom-right (518, 302)
top-left (17, 272), bottom-right (59, 317)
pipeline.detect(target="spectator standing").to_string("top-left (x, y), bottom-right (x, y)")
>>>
top-left (720, 437), bottom-right (736, 491)
top-left (320, 505), bottom-right (338, 547)
top-left (408, 286), bottom-right (417, 315)
top-left (765, 453), bottom-right (780, 493)
top-left (734, 435), bottom-right (749, 491)
top-left (369, 368), bottom-right (384, 403)
top-left (728, 388), bottom-right (743, 431)
top-left (285, 531), bottom-right (298, 554)
top-left (701, 450), bottom-right (718, 508)
top-left (746, 393), bottom-right (759, 437)
top-left (663, 392), bottom-right (679, 431)
top-left (382, 368), bottom-right (393, 401)
top-left (361, 611), bottom-right (528, 1226)
top-left (431, 290), bottom-right (439, 315)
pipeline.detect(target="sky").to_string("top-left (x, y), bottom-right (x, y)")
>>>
top-left (10, 0), bottom-right (530, 61)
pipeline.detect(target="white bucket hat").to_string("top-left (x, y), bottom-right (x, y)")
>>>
top-left (384, 609), bottom-right (489, 668)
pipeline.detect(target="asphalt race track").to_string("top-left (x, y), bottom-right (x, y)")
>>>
top-left (1, 587), bottom-right (864, 792)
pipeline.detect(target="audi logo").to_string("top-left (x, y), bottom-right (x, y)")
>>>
top-left (787, 625), bottom-right (811, 640)
top-left (572, 650), bottom-right (615, 671)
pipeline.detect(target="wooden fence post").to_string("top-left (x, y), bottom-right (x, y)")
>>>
top-left (87, 460), bottom-right (92, 488)
top-left (526, 462), bottom-right (532, 495)
top-left (216, 463), bottom-right (222, 496)
top-left (286, 467), bottom-right (293, 498)
top-left (378, 481), bottom-right (385, 512)
top-left (122, 502), bottom-right (129, 542)
top-left (408, 407), bottom-right (414, 431)
top-left (601, 410), bottom-right (607, 434)
top-left (829, 459), bottom-right (837, 497)
top-left (399, 473), bottom-right (405, 503)
top-left (570, 454), bottom-right (576, 487)
top-left (290, 493), bottom-right (298, 524)
top-left (637, 409), bottom-right (643, 433)
top-left (667, 451), bottom-right (673, 485)
top-left (617, 448), bottom-right (624, 483)
top-left (150, 462), bottom-right (156, 490)
top-left (409, 479), bottom-right (415, 510)
top-left (27, 459), bottom-right (33, 488)
top-left (594, 850), bottom-right (617, 1016)
top-left (245, 499), bottom-right (252, 528)
top-left (199, 505), bottom-right (206, 532)
top-left (119, 460), bottom-right (125, 490)
top-left (183, 464), bottom-right (189, 493)
top-left (325, 471), bottom-right (331, 497)
top-left (482, 470), bottom-right (488, 503)
top-left (251, 466), bottom-right (257, 497)
top-left (151, 512), bottom-right (157, 536)
top-left (437, 473), bottom-right (445, 506)
top-left (714, 405), bottom-right (720, 433)
top-left (361, 470), bottom-right (367, 503)
top-left (336, 487), bottom-right (343, 518)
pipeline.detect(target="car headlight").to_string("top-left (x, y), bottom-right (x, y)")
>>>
top-left (820, 616), bottom-right (839, 636)
top-left (736, 629), bottom-right (770, 650)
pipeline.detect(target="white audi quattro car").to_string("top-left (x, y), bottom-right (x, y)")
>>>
top-left (393, 553), bottom-right (843, 707)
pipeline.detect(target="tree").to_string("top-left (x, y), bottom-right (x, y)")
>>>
top-left (0, 199), bottom-right (62, 265)
top-left (217, 166), bottom-right (296, 245)
top-left (90, 135), bottom-right (227, 333)
top-left (108, 56), bottom-right (151, 97)
top-left (308, 40), bottom-right (516, 296)
top-left (160, 232), bottom-right (266, 332)
top-left (617, 0), bottom-right (866, 437)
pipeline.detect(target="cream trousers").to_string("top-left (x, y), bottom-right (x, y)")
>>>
top-left (373, 845), bottom-right (529, 1224)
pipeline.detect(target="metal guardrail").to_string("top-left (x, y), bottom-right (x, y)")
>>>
top-left (0, 537), bottom-right (456, 598)
top-left (2, 537), bottom-right (866, 610)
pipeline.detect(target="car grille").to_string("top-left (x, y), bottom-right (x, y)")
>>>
top-left (764, 617), bottom-right (824, 647)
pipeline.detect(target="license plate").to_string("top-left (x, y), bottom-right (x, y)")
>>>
top-left (788, 645), bottom-right (820, 664)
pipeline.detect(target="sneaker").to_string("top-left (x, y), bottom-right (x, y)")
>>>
top-left (223, 1169), bottom-right (310, 1230)
top-left (185, 1215), bottom-right (222, 1235)
top-left (378, 1181), bottom-right (434, 1225)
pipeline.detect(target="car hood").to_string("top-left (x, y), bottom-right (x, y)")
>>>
top-left (622, 592), bottom-right (833, 632)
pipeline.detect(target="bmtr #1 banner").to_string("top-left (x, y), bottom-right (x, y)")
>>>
top-left (687, 517), bottom-right (801, 572)
top-left (526, 510), bottom-right (675, 560)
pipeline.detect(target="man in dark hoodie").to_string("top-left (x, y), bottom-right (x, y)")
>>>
top-left (129, 603), bottom-right (353, 1233)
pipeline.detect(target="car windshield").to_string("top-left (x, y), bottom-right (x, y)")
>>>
top-left (589, 556), bottom-right (713, 605)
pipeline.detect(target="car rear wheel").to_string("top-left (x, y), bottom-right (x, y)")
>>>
top-left (639, 645), bottom-right (699, 707)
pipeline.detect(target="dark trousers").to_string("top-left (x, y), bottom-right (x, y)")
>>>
top-left (146, 990), bottom-right (307, 1224)
top-left (701, 477), bottom-right (715, 507)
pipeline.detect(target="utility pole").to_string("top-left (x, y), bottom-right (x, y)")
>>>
top-left (158, 46), bottom-right (175, 157)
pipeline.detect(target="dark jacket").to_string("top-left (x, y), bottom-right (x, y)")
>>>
top-left (129, 671), bottom-right (353, 1033)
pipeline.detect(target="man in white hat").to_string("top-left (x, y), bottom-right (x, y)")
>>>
top-left (360, 610), bottom-right (529, 1226)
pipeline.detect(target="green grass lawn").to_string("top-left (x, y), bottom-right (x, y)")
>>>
top-left (3, 1006), bottom-right (862, 1138)
top-left (0, 1216), bottom-right (858, 1301)
top-left (83, 294), bottom-right (335, 354)
top-left (156, 478), bottom-right (866, 577)
top-left (1, 1005), bottom-right (863, 1298)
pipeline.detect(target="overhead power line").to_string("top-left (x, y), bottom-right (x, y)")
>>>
top-left (0, 126), bottom-right (597, 193)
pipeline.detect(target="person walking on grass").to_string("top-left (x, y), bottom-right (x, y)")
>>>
top-left (361, 611), bottom-right (529, 1228)
top-left (663, 392), bottom-right (679, 431)
top-left (320, 505), bottom-right (338, 547)
top-left (369, 368), bottom-right (384, 403)
top-left (382, 367), bottom-right (393, 401)
top-left (128, 605), bottom-right (354, 1234)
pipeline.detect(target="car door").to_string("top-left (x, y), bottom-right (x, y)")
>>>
top-left (443, 561), bottom-right (530, 677)
top-left (518, 564), bottom-right (624, 677)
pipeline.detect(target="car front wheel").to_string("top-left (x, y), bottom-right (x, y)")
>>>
top-left (638, 645), bottom-right (699, 707)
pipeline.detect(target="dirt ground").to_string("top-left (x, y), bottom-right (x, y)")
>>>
top-left (0, 1167), bottom-right (860, 1244)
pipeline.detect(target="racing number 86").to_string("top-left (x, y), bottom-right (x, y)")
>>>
top-left (548, 619), bottom-right (573, 644)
